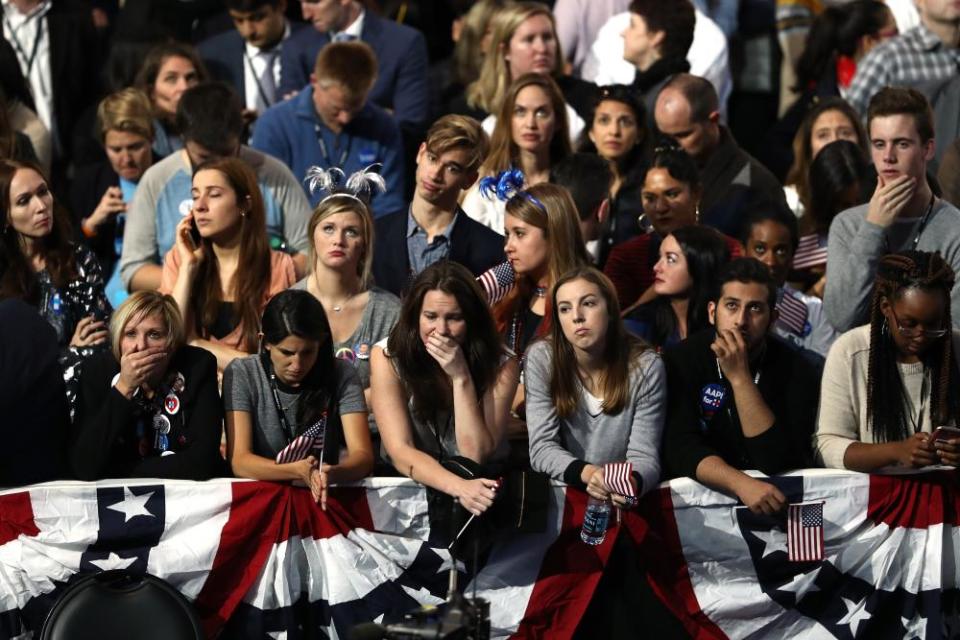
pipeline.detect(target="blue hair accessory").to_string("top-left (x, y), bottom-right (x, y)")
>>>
top-left (478, 168), bottom-right (545, 211)
top-left (304, 164), bottom-right (386, 204)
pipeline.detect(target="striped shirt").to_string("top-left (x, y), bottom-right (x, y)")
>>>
top-left (847, 24), bottom-right (960, 115)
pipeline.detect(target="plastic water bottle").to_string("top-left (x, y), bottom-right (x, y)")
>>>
top-left (580, 496), bottom-right (611, 545)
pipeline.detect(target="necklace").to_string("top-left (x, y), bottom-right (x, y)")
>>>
top-left (311, 274), bottom-right (358, 313)
top-left (331, 292), bottom-right (357, 313)
top-left (534, 285), bottom-right (548, 298)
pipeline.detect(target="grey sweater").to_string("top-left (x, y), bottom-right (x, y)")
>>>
top-left (824, 199), bottom-right (960, 332)
top-left (525, 340), bottom-right (665, 495)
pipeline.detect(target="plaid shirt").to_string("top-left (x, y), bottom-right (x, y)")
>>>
top-left (847, 24), bottom-right (960, 115)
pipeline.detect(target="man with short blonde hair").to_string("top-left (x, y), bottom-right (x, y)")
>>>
top-left (372, 115), bottom-right (504, 296)
top-left (251, 41), bottom-right (405, 216)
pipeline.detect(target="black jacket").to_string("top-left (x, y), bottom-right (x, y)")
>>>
top-left (372, 208), bottom-right (505, 296)
top-left (698, 127), bottom-right (788, 239)
top-left (662, 329), bottom-right (819, 480)
top-left (72, 345), bottom-right (225, 481)
top-left (69, 160), bottom-right (121, 275)
top-left (0, 300), bottom-right (70, 486)
top-left (0, 0), bottom-right (103, 159)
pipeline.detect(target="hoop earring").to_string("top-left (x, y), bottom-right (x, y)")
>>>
top-left (695, 204), bottom-right (701, 225)
top-left (881, 318), bottom-right (889, 337)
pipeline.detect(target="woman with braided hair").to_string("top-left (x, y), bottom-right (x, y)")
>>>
top-left (815, 250), bottom-right (960, 471)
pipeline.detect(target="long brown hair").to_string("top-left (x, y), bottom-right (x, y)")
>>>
top-left (785, 97), bottom-right (866, 210)
top-left (548, 267), bottom-right (651, 418)
top-left (387, 262), bottom-right (505, 422)
top-left (479, 73), bottom-right (571, 179)
top-left (190, 157), bottom-right (271, 352)
top-left (492, 183), bottom-right (589, 340)
top-left (135, 41), bottom-right (209, 122)
top-left (0, 160), bottom-right (77, 302)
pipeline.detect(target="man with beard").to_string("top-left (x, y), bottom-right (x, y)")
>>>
top-left (662, 258), bottom-right (819, 514)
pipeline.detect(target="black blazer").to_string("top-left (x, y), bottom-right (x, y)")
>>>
top-left (69, 160), bottom-right (120, 275)
top-left (31, 0), bottom-right (102, 158)
top-left (372, 208), bottom-right (505, 297)
top-left (72, 346), bottom-right (226, 481)
top-left (0, 300), bottom-right (70, 486)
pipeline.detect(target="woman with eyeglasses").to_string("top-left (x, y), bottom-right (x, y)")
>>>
top-left (815, 251), bottom-right (960, 471)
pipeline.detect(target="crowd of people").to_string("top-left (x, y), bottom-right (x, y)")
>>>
top-left (4, 0), bottom-right (960, 631)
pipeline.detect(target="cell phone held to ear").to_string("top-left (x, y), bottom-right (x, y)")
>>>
top-left (932, 426), bottom-right (960, 442)
top-left (189, 217), bottom-right (202, 247)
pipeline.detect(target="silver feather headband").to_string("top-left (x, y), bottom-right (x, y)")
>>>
top-left (304, 164), bottom-right (386, 205)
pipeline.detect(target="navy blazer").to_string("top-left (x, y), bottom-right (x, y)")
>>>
top-left (197, 23), bottom-right (306, 106)
top-left (373, 209), bottom-right (506, 297)
top-left (279, 12), bottom-right (429, 127)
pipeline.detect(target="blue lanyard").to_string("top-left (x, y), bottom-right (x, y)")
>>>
top-left (315, 124), bottom-right (351, 169)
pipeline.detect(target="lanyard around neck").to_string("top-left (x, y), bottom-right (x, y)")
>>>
top-left (4, 6), bottom-right (46, 78)
top-left (242, 48), bottom-right (277, 109)
top-left (314, 124), bottom-right (352, 170)
top-left (267, 364), bottom-right (296, 444)
top-left (911, 194), bottom-right (936, 251)
top-left (716, 358), bottom-right (761, 429)
top-left (715, 358), bottom-right (761, 385)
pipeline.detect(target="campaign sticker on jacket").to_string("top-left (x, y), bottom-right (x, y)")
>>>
top-left (335, 346), bottom-right (356, 363)
top-left (164, 393), bottom-right (180, 415)
top-left (700, 383), bottom-right (726, 419)
top-left (172, 372), bottom-right (186, 393)
top-left (153, 413), bottom-right (171, 435)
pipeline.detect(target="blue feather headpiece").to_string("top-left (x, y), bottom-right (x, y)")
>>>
top-left (304, 164), bottom-right (386, 205)
top-left (478, 168), bottom-right (545, 211)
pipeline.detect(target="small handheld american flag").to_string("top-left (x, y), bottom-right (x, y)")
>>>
top-left (477, 261), bottom-right (516, 305)
top-left (275, 413), bottom-right (327, 464)
top-left (603, 462), bottom-right (636, 498)
top-left (776, 288), bottom-right (809, 336)
top-left (787, 501), bottom-right (824, 562)
top-left (792, 233), bottom-right (828, 270)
